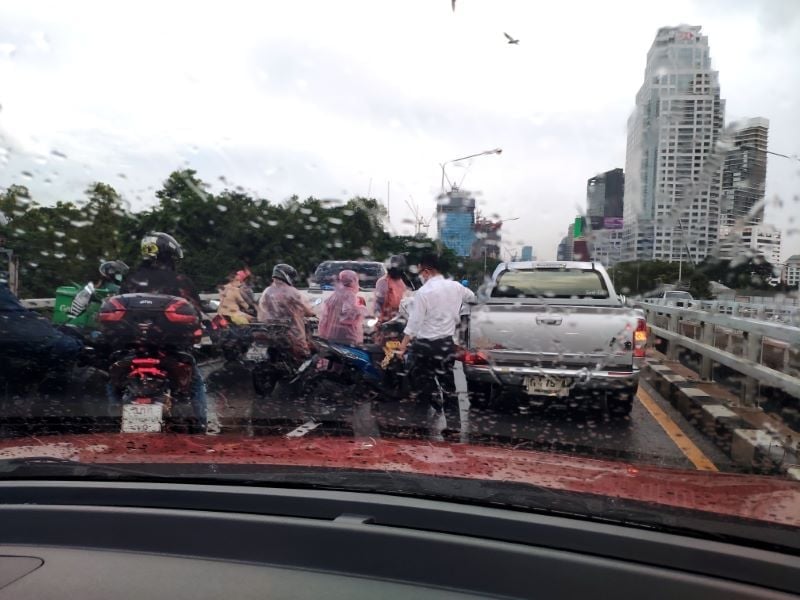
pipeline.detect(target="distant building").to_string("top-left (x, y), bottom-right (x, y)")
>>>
top-left (784, 255), bottom-right (800, 289)
top-left (437, 188), bottom-right (475, 257)
top-left (557, 235), bottom-right (572, 261)
top-left (721, 118), bottom-right (769, 229)
top-left (520, 245), bottom-right (534, 261)
top-left (622, 25), bottom-right (725, 264)
top-left (572, 216), bottom-right (590, 260)
top-left (586, 168), bottom-right (625, 266)
top-left (471, 217), bottom-right (502, 260)
top-left (716, 224), bottom-right (781, 265)
top-left (587, 168), bottom-right (624, 224)
top-left (590, 230), bottom-right (624, 267)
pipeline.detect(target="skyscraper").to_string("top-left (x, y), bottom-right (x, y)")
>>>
top-left (557, 222), bottom-right (574, 261)
top-left (520, 245), bottom-right (534, 261)
top-left (437, 188), bottom-right (475, 257)
top-left (586, 168), bottom-right (625, 266)
top-left (622, 25), bottom-right (725, 264)
top-left (556, 236), bottom-right (571, 261)
top-left (716, 224), bottom-right (781, 265)
top-left (470, 216), bottom-right (502, 260)
top-left (587, 168), bottom-right (624, 224)
top-left (720, 117), bottom-right (769, 231)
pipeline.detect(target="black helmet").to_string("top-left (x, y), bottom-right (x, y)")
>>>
top-left (272, 263), bottom-right (298, 286)
top-left (141, 232), bottom-right (184, 264)
top-left (99, 260), bottom-right (129, 284)
top-left (387, 254), bottom-right (407, 278)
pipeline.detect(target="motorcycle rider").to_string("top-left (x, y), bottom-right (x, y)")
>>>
top-left (98, 260), bottom-right (130, 293)
top-left (318, 269), bottom-right (365, 346)
top-left (236, 268), bottom-right (258, 317)
top-left (115, 232), bottom-right (208, 430)
top-left (217, 270), bottom-right (254, 325)
top-left (121, 233), bottom-right (203, 310)
top-left (68, 260), bottom-right (129, 320)
top-left (374, 254), bottom-right (408, 325)
top-left (257, 263), bottom-right (315, 360)
top-left (397, 253), bottom-right (475, 435)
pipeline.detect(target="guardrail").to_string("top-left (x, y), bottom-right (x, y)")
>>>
top-left (637, 300), bottom-right (800, 406)
top-left (642, 297), bottom-right (800, 326)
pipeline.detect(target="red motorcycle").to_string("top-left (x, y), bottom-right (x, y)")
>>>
top-left (100, 293), bottom-right (202, 433)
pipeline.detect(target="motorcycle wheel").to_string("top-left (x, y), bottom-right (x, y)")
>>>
top-left (252, 368), bottom-right (277, 399)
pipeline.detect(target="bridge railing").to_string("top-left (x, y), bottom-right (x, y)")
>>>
top-left (637, 300), bottom-right (800, 406)
top-left (642, 297), bottom-right (799, 327)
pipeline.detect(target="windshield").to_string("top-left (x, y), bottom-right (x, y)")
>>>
top-left (492, 269), bottom-right (609, 298)
top-left (312, 261), bottom-right (386, 289)
top-left (0, 0), bottom-right (798, 553)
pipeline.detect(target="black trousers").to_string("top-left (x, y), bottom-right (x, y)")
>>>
top-left (407, 337), bottom-right (457, 412)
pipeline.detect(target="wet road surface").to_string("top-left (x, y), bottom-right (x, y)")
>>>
top-left (0, 357), bottom-right (731, 472)
top-left (204, 359), bottom-right (733, 472)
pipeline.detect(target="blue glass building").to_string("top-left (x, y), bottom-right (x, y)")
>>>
top-left (437, 189), bottom-right (476, 257)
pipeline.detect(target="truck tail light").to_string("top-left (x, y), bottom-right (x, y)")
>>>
top-left (633, 318), bottom-right (648, 358)
top-left (462, 350), bottom-right (490, 366)
top-left (99, 297), bottom-right (127, 322)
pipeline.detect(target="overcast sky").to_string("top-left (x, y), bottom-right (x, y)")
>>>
top-left (1, 0), bottom-right (798, 261)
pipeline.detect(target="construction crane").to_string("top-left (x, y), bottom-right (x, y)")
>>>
top-left (404, 196), bottom-right (434, 236)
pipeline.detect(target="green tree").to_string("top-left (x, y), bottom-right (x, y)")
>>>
top-left (609, 261), bottom-right (686, 295)
top-left (688, 271), bottom-right (711, 299)
top-left (697, 256), bottom-right (778, 292)
top-left (77, 182), bottom-right (130, 266)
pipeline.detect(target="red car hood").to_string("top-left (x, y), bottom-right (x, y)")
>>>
top-left (0, 433), bottom-right (797, 527)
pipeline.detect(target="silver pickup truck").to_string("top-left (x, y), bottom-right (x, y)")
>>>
top-left (461, 261), bottom-right (647, 417)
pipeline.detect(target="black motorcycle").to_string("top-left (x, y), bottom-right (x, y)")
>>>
top-left (99, 293), bottom-right (203, 433)
top-left (247, 319), bottom-right (313, 399)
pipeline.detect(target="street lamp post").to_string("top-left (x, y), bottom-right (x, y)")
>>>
top-left (440, 148), bottom-right (502, 194)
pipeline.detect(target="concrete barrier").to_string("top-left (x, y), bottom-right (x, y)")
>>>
top-left (642, 359), bottom-right (795, 476)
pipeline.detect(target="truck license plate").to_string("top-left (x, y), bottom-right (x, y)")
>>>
top-left (525, 376), bottom-right (571, 397)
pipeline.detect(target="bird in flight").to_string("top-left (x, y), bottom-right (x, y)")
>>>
top-left (504, 32), bottom-right (520, 45)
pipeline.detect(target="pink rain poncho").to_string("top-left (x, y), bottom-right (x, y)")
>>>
top-left (257, 279), bottom-right (315, 358)
top-left (318, 270), bottom-right (365, 346)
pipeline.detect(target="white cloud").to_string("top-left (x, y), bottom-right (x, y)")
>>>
top-left (0, 0), bottom-right (798, 260)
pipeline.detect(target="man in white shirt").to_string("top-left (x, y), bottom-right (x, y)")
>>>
top-left (398, 254), bottom-right (475, 431)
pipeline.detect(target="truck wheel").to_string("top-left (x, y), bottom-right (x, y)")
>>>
top-left (468, 382), bottom-right (495, 409)
top-left (608, 386), bottom-right (636, 419)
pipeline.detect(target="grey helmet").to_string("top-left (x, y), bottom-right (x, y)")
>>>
top-left (387, 254), bottom-right (407, 279)
top-left (99, 260), bottom-right (129, 284)
top-left (272, 263), bottom-right (299, 286)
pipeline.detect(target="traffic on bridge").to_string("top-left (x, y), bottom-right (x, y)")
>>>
top-left (0, 3), bottom-right (799, 597)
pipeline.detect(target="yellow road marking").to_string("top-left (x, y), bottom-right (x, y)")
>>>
top-left (636, 386), bottom-right (718, 472)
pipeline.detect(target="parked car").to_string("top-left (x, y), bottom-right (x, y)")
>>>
top-left (462, 261), bottom-right (646, 417)
top-left (662, 290), bottom-right (694, 307)
top-left (305, 260), bottom-right (386, 315)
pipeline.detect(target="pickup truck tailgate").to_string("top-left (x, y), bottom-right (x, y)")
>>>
top-left (468, 303), bottom-right (639, 369)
